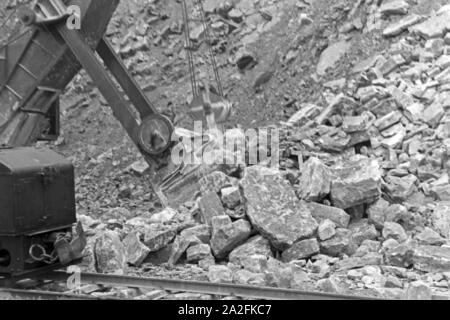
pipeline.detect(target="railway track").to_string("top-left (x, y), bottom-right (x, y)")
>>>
top-left (33, 271), bottom-right (379, 300)
top-left (1, 270), bottom-right (382, 300)
top-left (0, 288), bottom-right (109, 300)
top-left (4, 270), bottom-right (450, 300)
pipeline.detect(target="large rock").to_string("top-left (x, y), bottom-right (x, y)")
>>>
top-left (330, 157), bottom-right (382, 209)
top-left (413, 245), bottom-right (450, 272)
top-left (385, 204), bottom-right (409, 225)
top-left (320, 229), bottom-right (351, 257)
top-left (409, 11), bottom-right (450, 39)
top-left (423, 102), bottom-right (445, 128)
top-left (349, 220), bottom-right (379, 248)
top-left (186, 244), bottom-right (213, 263)
top-left (304, 202), bottom-right (350, 228)
top-left (264, 258), bottom-right (295, 288)
top-left (384, 175), bottom-right (417, 203)
top-left (282, 239), bottom-right (320, 262)
top-left (180, 224), bottom-right (211, 244)
top-left (354, 240), bottom-right (381, 258)
top-left (221, 186), bottom-right (242, 209)
top-left (143, 227), bottom-right (177, 253)
top-left (380, 0), bottom-right (409, 16)
top-left (318, 219), bottom-right (337, 241)
top-left (148, 208), bottom-right (177, 224)
top-left (316, 40), bottom-right (351, 76)
top-left (168, 235), bottom-right (202, 265)
top-left (210, 216), bottom-right (252, 259)
top-left (431, 203), bottom-right (450, 238)
top-left (240, 166), bottom-right (318, 250)
top-left (374, 111), bottom-right (402, 131)
top-left (367, 198), bottom-right (390, 230)
top-left (297, 157), bottom-right (332, 202)
top-left (384, 243), bottom-right (415, 268)
top-left (198, 192), bottom-right (226, 226)
top-left (383, 14), bottom-right (423, 37)
top-left (94, 231), bottom-right (126, 275)
top-left (383, 222), bottom-right (408, 243)
top-left (416, 227), bottom-right (446, 246)
top-left (122, 232), bottom-right (150, 267)
top-left (146, 244), bottom-right (173, 265)
top-left (79, 237), bottom-right (96, 273)
top-left (229, 236), bottom-right (273, 267)
top-left (342, 115), bottom-right (369, 133)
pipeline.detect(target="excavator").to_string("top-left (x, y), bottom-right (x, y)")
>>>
top-left (0, 0), bottom-right (231, 278)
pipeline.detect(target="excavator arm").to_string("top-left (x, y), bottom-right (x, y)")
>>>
top-left (0, 0), bottom-right (174, 159)
top-left (0, 0), bottom-right (228, 209)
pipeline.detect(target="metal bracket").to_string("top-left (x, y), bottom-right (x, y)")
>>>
top-left (19, 0), bottom-right (70, 26)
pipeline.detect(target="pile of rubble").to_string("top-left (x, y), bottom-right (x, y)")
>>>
top-left (72, 2), bottom-right (450, 300)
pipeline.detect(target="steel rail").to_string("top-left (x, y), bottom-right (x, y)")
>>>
top-left (0, 288), bottom-right (106, 300)
top-left (42, 271), bottom-right (379, 300)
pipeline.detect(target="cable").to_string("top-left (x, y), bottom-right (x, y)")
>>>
top-left (180, 0), bottom-right (198, 97)
top-left (194, 0), bottom-right (223, 97)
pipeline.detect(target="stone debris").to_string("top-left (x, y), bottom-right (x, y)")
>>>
top-left (233, 269), bottom-right (266, 286)
top-left (382, 222), bottom-right (408, 243)
top-left (186, 244), bottom-right (213, 263)
top-left (383, 14), bottom-right (423, 37)
top-left (380, 0), bottom-right (410, 17)
top-left (297, 157), bottom-right (332, 202)
top-left (413, 246), bottom-right (450, 273)
top-left (210, 216), bottom-right (252, 259)
top-left (318, 219), bottom-right (337, 241)
top-left (367, 198), bottom-right (390, 230)
top-left (207, 265), bottom-right (233, 283)
top-left (406, 281), bottom-right (433, 300)
top-left (281, 239), bottom-right (320, 262)
top-left (180, 224), bottom-right (211, 244)
top-left (431, 203), bottom-right (450, 238)
top-left (320, 229), bottom-right (351, 257)
top-left (304, 202), bottom-right (350, 229)
top-left (94, 231), bottom-right (126, 275)
top-left (229, 236), bottom-right (273, 267)
top-left (316, 41), bottom-right (351, 76)
top-left (199, 171), bottom-right (234, 194)
top-left (221, 186), bottom-right (242, 209)
top-left (240, 166), bottom-right (318, 250)
top-left (148, 208), bottom-right (177, 224)
top-left (128, 160), bottom-right (150, 176)
top-left (122, 231), bottom-right (150, 267)
top-left (143, 227), bottom-right (177, 252)
top-left (330, 157), bottom-right (382, 209)
top-left (409, 11), bottom-right (450, 39)
top-left (416, 228), bottom-right (446, 246)
top-left (264, 258), bottom-right (296, 288)
top-left (168, 235), bottom-right (202, 266)
top-left (198, 192), bottom-right (226, 226)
